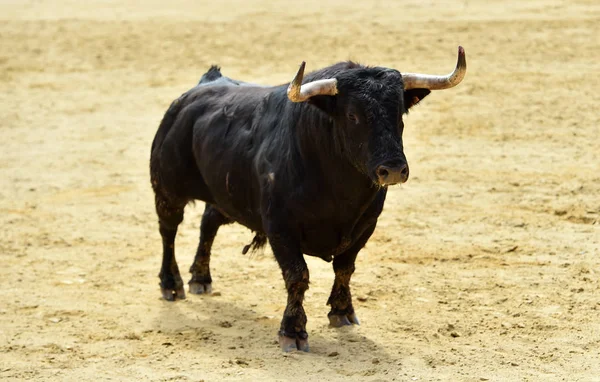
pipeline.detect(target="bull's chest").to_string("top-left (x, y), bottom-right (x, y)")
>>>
top-left (279, 174), bottom-right (386, 261)
top-left (300, 224), bottom-right (355, 262)
top-left (297, 195), bottom-right (384, 261)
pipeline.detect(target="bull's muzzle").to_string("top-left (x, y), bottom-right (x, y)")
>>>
top-left (376, 164), bottom-right (409, 185)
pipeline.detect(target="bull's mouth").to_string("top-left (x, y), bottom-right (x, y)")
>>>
top-left (376, 180), bottom-right (402, 187)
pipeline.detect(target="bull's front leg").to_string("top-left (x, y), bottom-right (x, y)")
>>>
top-left (327, 223), bottom-right (376, 327)
top-left (267, 229), bottom-right (310, 352)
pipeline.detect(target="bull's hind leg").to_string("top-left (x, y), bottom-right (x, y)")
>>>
top-left (327, 224), bottom-right (376, 327)
top-left (189, 204), bottom-right (231, 294)
top-left (155, 193), bottom-right (186, 301)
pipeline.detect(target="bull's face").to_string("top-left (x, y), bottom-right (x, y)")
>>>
top-left (286, 47), bottom-right (466, 186)
top-left (310, 68), bottom-right (430, 186)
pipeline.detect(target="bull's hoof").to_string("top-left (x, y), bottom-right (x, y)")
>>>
top-left (161, 286), bottom-right (186, 301)
top-left (328, 312), bottom-right (360, 327)
top-left (279, 335), bottom-right (310, 352)
top-left (189, 282), bottom-right (212, 295)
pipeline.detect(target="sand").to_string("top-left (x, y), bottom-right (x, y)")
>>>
top-left (1, 0), bottom-right (599, 380)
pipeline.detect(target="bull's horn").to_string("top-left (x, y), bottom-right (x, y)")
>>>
top-left (287, 61), bottom-right (338, 102)
top-left (402, 46), bottom-right (467, 90)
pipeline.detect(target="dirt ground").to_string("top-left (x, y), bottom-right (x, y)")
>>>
top-left (1, 0), bottom-right (599, 380)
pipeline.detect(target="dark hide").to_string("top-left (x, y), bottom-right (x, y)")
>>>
top-left (150, 62), bottom-right (431, 351)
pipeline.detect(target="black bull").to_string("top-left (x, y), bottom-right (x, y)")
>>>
top-left (150, 47), bottom-right (466, 352)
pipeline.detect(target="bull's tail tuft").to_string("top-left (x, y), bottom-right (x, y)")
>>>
top-left (242, 233), bottom-right (268, 255)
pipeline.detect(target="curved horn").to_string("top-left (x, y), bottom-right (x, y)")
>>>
top-left (402, 46), bottom-right (467, 90)
top-left (287, 61), bottom-right (338, 102)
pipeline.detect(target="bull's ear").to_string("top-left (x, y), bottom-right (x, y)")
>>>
top-left (403, 88), bottom-right (431, 113)
top-left (308, 95), bottom-right (337, 115)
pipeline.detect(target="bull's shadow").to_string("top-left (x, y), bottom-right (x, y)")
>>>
top-left (153, 293), bottom-right (393, 361)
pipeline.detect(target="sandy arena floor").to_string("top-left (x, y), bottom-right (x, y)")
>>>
top-left (1, 0), bottom-right (599, 380)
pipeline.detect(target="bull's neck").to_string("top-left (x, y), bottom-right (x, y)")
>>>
top-left (293, 104), bottom-right (376, 195)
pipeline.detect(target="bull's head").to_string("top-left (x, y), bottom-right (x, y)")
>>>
top-left (287, 46), bottom-right (466, 186)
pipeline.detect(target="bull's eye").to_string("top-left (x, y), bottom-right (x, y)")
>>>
top-left (347, 113), bottom-right (358, 123)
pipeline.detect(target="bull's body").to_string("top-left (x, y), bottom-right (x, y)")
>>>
top-left (150, 50), bottom-right (466, 352)
top-left (154, 64), bottom-right (385, 261)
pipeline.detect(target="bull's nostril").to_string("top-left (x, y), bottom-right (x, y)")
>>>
top-left (400, 166), bottom-right (409, 176)
top-left (377, 168), bottom-right (389, 179)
